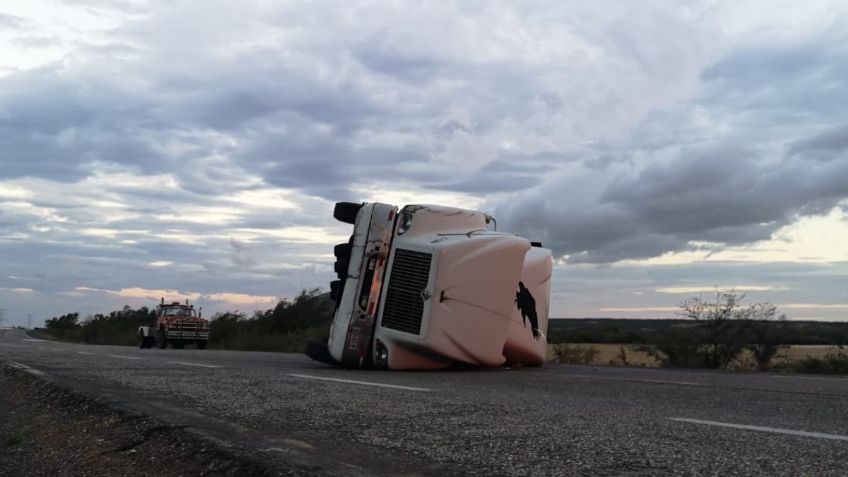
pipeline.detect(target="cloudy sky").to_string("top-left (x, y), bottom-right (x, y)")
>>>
top-left (1, 0), bottom-right (847, 327)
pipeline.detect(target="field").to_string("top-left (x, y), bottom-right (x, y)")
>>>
top-left (548, 343), bottom-right (848, 369)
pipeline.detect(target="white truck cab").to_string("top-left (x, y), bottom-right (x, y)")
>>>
top-left (307, 202), bottom-right (552, 370)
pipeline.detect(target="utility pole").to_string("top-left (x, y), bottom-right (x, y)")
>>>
top-left (27, 313), bottom-right (33, 329)
top-left (0, 308), bottom-right (5, 328)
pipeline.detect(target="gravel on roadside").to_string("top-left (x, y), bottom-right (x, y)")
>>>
top-left (0, 364), bottom-right (283, 477)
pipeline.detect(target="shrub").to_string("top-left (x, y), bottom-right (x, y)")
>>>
top-left (789, 353), bottom-right (848, 375)
top-left (550, 344), bottom-right (600, 364)
top-left (642, 289), bottom-right (790, 370)
top-left (637, 327), bottom-right (709, 368)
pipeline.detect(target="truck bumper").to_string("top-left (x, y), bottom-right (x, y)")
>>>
top-left (165, 331), bottom-right (209, 340)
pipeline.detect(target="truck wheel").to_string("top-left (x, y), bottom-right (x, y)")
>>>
top-left (196, 341), bottom-right (207, 350)
top-left (156, 329), bottom-right (167, 349)
top-left (333, 202), bottom-right (362, 225)
top-left (305, 338), bottom-right (339, 367)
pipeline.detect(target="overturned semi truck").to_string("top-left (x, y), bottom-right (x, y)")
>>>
top-left (305, 202), bottom-right (552, 370)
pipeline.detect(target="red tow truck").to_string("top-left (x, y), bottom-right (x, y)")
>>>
top-left (138, 299), bottom-right (210, 349)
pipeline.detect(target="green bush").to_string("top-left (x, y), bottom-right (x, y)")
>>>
top-left (638, 290), bottom-right (791, 370)
top-left (788, 353), bottom-right (848, 375)
top-left (45, 313), bottom-right (80, 330)
top-left (207, 289), bottom-right (333, 352)
top-left (81, 306), bottom-right (157, 346)
top-left (637, 327), bottom-right (710, 368)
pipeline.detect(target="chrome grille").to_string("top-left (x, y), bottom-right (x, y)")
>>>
top-left (381, 249), bottom-right (431, 335)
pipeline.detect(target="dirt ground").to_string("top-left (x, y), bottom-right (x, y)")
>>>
top-left (0, 365), bottom-right (278, 477)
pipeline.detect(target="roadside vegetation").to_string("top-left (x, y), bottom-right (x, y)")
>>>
top-left (38, 287), bottom-right (847, 375)
top-left (205, 289), bottom-right (333, 352)
top-left (548, 289), bottom-right (848, 375)
top-left (39, 289), bottom-right (333, 353)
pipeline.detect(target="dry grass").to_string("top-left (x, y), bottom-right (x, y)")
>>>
top-left (547, 344), bottom-right (660, 367)
top-left (547, 343), bottom-right (848, 369)
top-left (783, 345), bottom-right (848, 359)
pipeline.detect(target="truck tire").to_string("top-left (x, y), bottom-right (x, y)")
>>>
top-left (329, 280), bottom-right (343, 301)
top-left (196, 341), bottom-right (207, 350)
top-left (305, 338), bottom-right (339, 367)
top-left (156, 329), bottom-right (167, 349)
top-left (333, 202), bottom-right (362, 225)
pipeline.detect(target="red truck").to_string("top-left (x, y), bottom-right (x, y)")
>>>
top-left (138, 299), bottom-right (210, 349)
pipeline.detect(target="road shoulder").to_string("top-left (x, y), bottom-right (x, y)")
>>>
top-left (0, 364), bottom-right (297, 477)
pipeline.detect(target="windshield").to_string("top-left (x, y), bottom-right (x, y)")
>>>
top-left (162, 307), bottom-right (195, 317)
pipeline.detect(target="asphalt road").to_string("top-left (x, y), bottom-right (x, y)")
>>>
top-left (2, 328), bottom-right (847, 476)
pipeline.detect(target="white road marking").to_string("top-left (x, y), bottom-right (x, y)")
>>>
top-left (76, 351), bottom-right (93, 355)
top-left (289, 374), bottom-right (433, 392)
top-left (169, 361), bottom-right (221, 369)
top-left (109, 354), bottom-right (141, 360)
top-left (670, 418), bottom-right (848, 441)
top-left (22, 339), bottom-right (46, 342)
top-left (564, 374), bottom-right (702, 386)
top-left (5, 360), bottom-right (46, 376)
top-left (258, 439), bottom-right (315, 451)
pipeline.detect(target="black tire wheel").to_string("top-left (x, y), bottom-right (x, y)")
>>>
top-left (334, 259), bottom-right (349, 277)
top-left (330, 279), bottom-right (343, 301)
top-left (333, 202), bottom-right (362, 225)
top-left (156, 329), bottom-right (167, 349)
top-left (196, 341), bottom-right (207, 350)
top-left (305, 338), bottom-right (339, 367)
top-left (334, 242), bottom-right (351, 256)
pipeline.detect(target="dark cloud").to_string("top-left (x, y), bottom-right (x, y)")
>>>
top-left (788, 124), bottom-right (848, 160)
top-left (701, 30), bottom-right (848, 118)
top-left (429, 160), bottom-right (543, 193)
top-left (496, 27), bottom-right (848, 263)
top-left (499, 127), bottom-right (848, 263)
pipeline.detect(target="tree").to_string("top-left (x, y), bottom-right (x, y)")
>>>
top-left (744, 303), bottom-right (789, 371)
top-left (646, 289), bottom-right (790, 370)
top-left (45, 312), bottom-right (80, 329)
top-left (677, 289), bottom-right (754, 369)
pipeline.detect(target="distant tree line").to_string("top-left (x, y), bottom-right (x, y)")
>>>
top-left (549, 313), bottom-right (848, 349)
top-left (42, 288), bottom-right (334, 351)
top-left (207, 288), bottom-right (333, 352)
top-left (43, 307), bottom-right (155, 345)
top-left (39, 287), bottom-right (848, 374)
